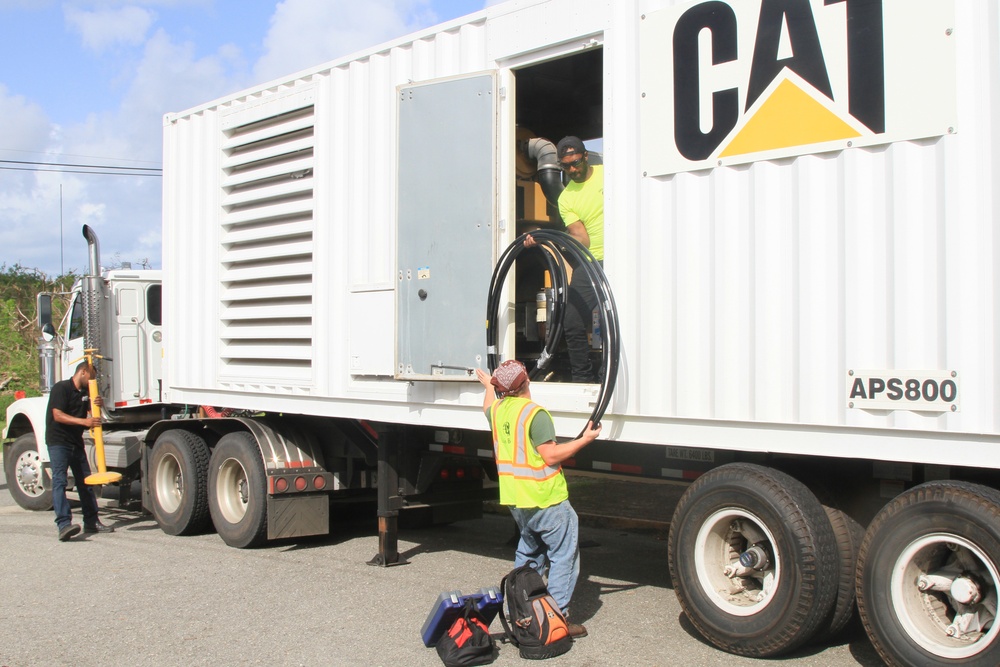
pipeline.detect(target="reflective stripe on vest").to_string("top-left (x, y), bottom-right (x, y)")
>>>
top-left (491, 398), bottom-right (561, 482)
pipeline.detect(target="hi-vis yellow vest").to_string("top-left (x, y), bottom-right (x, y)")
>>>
top-left (490, 397), bottom-right (568, 509)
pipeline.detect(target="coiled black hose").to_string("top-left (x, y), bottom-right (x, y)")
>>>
top-left (486, 230), bottom-right (620, 433)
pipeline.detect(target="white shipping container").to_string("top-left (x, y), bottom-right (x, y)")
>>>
top-left (163, 0), bottom-right (998, 471)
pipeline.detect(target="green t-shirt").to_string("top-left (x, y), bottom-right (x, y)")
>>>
top-left (558, 163), bottom-right (604, 261)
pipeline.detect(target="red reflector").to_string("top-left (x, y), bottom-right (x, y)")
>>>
top-left (456, 468), bottom-right (465, 479)
top-left (440, 469), bottom-right (449, 479)
top-left (313, 475), bottom-right (327, 490)
top-left (14, 391), bottom-right (26, 400)
top-left (294, 476), bottom-right (307, 491)
top-left (610, 463), bottom-right (644, 475)
top-left (274, 477), bottom-right (288, 493)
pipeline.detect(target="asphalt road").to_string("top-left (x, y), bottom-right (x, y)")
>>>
top-left (0, 478), bottom-right (886, 667)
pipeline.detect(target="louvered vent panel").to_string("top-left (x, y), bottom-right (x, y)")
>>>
top-left (219, 103), bottom-right (315, 379)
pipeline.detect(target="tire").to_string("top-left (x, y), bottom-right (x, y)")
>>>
top-left (208, 432), bottom-right (267, 548)
top-left (4, 434), bottom-right (53, 511)
top-left (856, 481), bottom-right (1000, 667)
top-left (667, 463), bottom-right (838, 657)
top-left (815, 505), bottom-right (864, 643)
top-left (149, 429), bottom-right (211, 535)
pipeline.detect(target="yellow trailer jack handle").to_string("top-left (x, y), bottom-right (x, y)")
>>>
top-left (74, 349), bottom-right (123, 486)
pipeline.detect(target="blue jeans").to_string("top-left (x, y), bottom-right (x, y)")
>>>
top-left (509, 500), bottom-right (580, 615)
top-left (48, 443), bottom-right (100, 530)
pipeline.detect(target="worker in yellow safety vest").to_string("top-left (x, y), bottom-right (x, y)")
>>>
top-left (476, 360), bottom-right (601, 639)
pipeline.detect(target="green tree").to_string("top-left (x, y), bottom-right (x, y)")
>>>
top-left (0, 264), bottom-right (76, 431)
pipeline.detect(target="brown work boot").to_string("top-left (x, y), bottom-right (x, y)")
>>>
top-left (58, 524), bottom-right (81, 541)
top-left (567, 622), bottom-right (588, 639)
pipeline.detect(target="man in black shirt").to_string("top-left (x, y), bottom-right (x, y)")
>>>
top-left (46, 362), bottom-right (114, 541)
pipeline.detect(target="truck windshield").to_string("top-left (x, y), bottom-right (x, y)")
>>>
top-left (67, 296), bottom-right (84, 340)
top-left (147, 284), bottom-right (162, 326)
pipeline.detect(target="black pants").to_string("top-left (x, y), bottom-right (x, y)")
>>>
top-left (563, 261), bottom-right (602, 383)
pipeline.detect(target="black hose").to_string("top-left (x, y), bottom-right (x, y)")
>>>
top-left (486, 230), bottom-right (620, 434)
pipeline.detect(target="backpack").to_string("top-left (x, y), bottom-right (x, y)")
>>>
top-left (435, 598), bottom-right (498, 667)
top-left (497, 565), bottom-right (573, 660)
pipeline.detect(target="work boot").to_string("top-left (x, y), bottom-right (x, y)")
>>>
top-left (83, 520), bottom-right (114, 534)
top-left (58, 524), bottom-right (82, 541)
top-left (566, 622), bottom-right (588, 639)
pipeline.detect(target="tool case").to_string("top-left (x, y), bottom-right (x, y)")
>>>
top-left (420, 586), bottom-right (504, 647)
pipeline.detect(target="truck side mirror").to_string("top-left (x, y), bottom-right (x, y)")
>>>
top-left (37, 294), bottom-right (54, 341)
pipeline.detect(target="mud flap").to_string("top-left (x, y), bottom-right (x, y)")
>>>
top-left (267, 494), bottom-right (329, 541)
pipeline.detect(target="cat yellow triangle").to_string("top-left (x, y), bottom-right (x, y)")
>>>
top-left (719, 79), bottom-right (861, 158)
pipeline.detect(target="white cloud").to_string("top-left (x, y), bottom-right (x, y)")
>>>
top-left (0, 0), bottom-right (482, 276)
top-left (254, 0), bottom-right (436, 83)
top-left (64, 5), bottom-right (156, 53)
top-left (123, 28), bottom-right (248, 123)
top-left (45, 28), bottom-right (252, 274)
top-left (0, 24), bottom-right (251, 276)
top-left (0, 87), bottom-right (63, 272)
top-left (0, 84), bottom-right (50, 151)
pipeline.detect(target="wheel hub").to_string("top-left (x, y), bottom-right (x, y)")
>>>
top-left (217, 457), bottom-right (250, 524)
top-left (694, 509), bottom-right (780, 615)
top-left (15, 452), bottom-right (44, 497)
top-left (739, 545), bottom-right (771, 570)
top-left (154, 452), bottom-right (185, 514)
top-left (894, 534), bottom-right (999, 657)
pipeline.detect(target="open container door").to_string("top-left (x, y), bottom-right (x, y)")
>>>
top-left (396, 73), bottom-right (497, 381)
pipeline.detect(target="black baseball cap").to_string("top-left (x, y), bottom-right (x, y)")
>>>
top-left (556, 136), bottom-right (586, 159)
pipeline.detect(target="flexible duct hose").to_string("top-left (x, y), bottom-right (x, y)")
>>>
top-left (486, 230), bottom-right (620, 433)
top-left (524, 138), bottom-right (564, 207)
top-left (536, 168), bottom-right (564, 208)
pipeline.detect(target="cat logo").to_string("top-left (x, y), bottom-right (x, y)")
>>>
top-left (640, 0), bottom-right (957, 175)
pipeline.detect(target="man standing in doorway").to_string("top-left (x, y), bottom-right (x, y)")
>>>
top-left (476, 360), bottom-right (601, 637)
top-left (46, 362), bottom-right (114, 541)
top-left (556, 136), bottom-right (604, 383)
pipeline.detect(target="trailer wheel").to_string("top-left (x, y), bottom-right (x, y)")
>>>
top-left (149, 429), bottom-right (211, 535)
top-left (856, 481), bottom-right (1000, 667)
top-left (814, 505), bottom-right (864, 643)
top-left (668, 463), bottom-right (838, 657)
top-left (5, 434), bottom-right (53, 511)
top-left (208, 432), bottom-right (267, 548)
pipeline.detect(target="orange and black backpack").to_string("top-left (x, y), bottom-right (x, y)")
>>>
top-left (498, 565), bottom-right (573, 660)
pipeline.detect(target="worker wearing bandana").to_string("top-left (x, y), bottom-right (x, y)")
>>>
top-left (475, 360), bottom-right (601, 638)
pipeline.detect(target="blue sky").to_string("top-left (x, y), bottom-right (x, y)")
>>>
top-left (0, 0), bottom-right (491, 276)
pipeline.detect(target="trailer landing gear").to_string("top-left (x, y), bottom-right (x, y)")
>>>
top-left (368, 426), bottom-right (408, 567)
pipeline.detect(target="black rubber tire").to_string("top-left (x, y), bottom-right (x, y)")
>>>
top-left (208, 432), bottom-right (267, 548)
top-left (4, 434), bottom-right (53, 511)
top-left (667, 462), bottom-right (838, 657)
top-left (856, 481), bottom-right (1000, 667)
top-left (814, 505), bottom-right (864, 643)
top-left (148, 429), bottom-right (211, 535)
